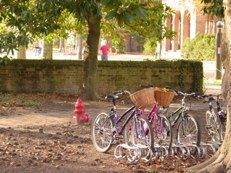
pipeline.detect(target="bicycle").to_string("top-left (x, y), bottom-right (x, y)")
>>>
top-left (169, 90), bottom-right (201, 147)
top-left (139, 86), bottom-right (174, 157)
top-left (91, 90), bottom-right (154, 157)
top-left (142, 104), bottom-right (172, 158)
top-left (202, 94), bottom-right (227, 143)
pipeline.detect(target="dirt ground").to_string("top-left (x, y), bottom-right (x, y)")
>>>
top-left (0, 91), bottom-right (222, 173)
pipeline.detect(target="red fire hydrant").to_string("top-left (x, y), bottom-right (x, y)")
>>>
top-left (73, 98), bottom-right (89, 124)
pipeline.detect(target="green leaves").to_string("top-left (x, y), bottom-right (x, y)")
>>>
top-left (0, 55), bottom-right (12, 64)
top-left (73, 0), bottom-right (101, 19)
top-left (121, 2), bottom-right (175, 44)
top-left (201, 0), bottom-right (224, 18)
top-left (182, 34), bottom-right (215, 61)
top-left (0, 29), bottom-right (31, 56)
top-left (103, 1), bottom-right (147, 26)
top-left (0, 31), bottom-right (18, 55)
top-left (0, 0), bottom-right (176, 59)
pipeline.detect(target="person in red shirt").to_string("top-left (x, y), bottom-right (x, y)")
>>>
top-left (100, 44), bottom-right (109, 60)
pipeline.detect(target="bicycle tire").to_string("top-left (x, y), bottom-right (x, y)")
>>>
top-left (176, 113), bottom-right (201, 146)
top-left (205, 110), bottom-right (223, 142)
top-left (154, 114), bottom-right (172, 152)
top-left (220, 123), bottom-right (225, 142)
top-left (91, 112), bottom-right (114, 152)
top-left (124, 115), bottom-right (154, 153)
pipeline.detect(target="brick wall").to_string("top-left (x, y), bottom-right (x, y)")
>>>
top-left (0, 59), bottom-right (203, 96)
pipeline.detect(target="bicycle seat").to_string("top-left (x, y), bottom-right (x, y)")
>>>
top-left (105, 95), bottom-right (120, 102)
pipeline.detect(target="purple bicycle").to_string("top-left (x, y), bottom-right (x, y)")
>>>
top-left (91, 90), bottom-right (154, 154)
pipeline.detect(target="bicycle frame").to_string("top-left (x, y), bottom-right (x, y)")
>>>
top-left (142, 103), bottom-right (169, 139)
top-left (141, 104), bottom-right (158, 137)
top-left (216, 98), bottom-right (222, 112)
top-left (207, 94), bottom-right (224, 113)
top-left (170, 106), bottom-right (184, 127)
top-left (92, 90), bottom-right (154, 156)
top-left (208, 100), bottom-right (219, 123)
top-left (207, 95), bottom-right (225, 129)
top-left (170, 93), bottom-right (190, 127)
top-left (108, 105), bottom-right (138, 135)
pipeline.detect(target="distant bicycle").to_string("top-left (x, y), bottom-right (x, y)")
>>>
top-left (202, 94), bottom-right (227, 143)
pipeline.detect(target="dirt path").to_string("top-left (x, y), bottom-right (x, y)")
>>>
top-left (0, 97), bottom-right (133, 173)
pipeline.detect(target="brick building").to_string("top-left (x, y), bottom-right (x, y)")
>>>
top-left (163, 0), bottom-right (219, 53)
top-left (125, 0), bottom-right (220, 57)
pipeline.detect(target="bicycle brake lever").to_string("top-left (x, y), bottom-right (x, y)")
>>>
top-left (112, 90), bottom-right (123, 95)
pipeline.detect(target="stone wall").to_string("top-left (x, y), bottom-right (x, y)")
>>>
top-left (0, 59), bottom-right (203, 96)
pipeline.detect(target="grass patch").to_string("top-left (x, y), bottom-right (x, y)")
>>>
top-left (204, 78), bottom-right (222, 85)
top-left (0, 93), bottom-right (44, 107)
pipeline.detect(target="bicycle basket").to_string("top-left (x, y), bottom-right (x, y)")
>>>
top-left (154, 87), bottom-right (176, 107)
top-left (129, 88), bottom-right (156, 109)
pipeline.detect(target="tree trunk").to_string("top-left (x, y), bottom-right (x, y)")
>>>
top-left (17, 45), bottom-right (26, 59)
top-left (43, 39), bottom-right (53, 59)
top-left (82, 16), bottom-right (101, 100)
top-left (185, 1), bottom-right (231, 172)
top-left (77, 34), bottom-right (83, 60)
top-left (59, 38), bottom-right (65, 53)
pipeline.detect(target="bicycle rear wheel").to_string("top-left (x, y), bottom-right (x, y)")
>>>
top-left (91, 113), bottom-right (114, 152)
top-left (205, 110), bottom-right (223, 142)
top-left (177, 113), bottom-right (200, 146)
top-left (124, 116), bottom-right (154, 152)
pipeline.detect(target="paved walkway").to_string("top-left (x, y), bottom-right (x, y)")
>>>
top-left (205, 84), bottom-right (221, 94)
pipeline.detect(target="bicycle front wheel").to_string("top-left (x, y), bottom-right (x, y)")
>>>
top-left (91, 113), bottom-right (114, 152)
top-left (124, 116), bottom-right (154, 151)
top-left (205, 110), bottom-right (223, 142)
top-left (177, 114), bottom-right (200, 146)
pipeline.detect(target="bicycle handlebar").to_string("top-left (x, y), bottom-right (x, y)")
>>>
top-left (201, 94), bottom-right (222, 98)
top-left (174, 90), bottom-right (201, 97)
top-left (200, 94), bottom-right (222, 103)
top-left (112, 90), bottom-right (131, 95)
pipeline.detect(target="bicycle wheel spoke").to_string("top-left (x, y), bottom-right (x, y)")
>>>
top-left (206, 111), bottom-right (221, 142)
top-left (124, 116), bottom-right (154, 153)
top-left (92, 113), bottom-right (114, 152)
top-left (177, 115), bottom-right (200, 146)
top-left (154, 115), bottom-right (172, 148)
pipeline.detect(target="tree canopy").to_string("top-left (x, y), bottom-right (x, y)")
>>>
top-left (0, 0), bottom-right (174, 55)
top-left (0, 0), bottom-right (175, 99)
top-left (201, 0), bottom-right (224, 18)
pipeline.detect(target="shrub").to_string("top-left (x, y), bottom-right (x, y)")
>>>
top-left (0, 56), bottom-right (12, 65)
top-left (143, 39), bottom-right (157, 55)
top-left (181, 34), bottom-right (215, 61)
